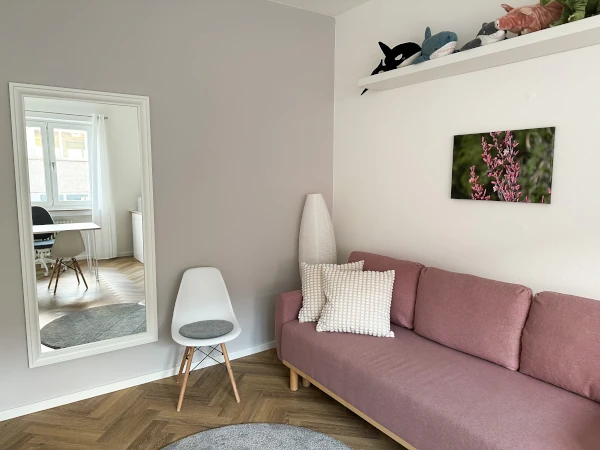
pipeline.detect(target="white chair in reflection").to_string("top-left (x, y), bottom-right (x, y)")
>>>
top-left (171, 267), bottom-right (242, 411)
top-left (48, 230), bottom-right (88, 294)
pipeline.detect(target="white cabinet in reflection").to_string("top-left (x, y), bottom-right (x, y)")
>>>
top-left (132, 211), bottom-right (144, 263)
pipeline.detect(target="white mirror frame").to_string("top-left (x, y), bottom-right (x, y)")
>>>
top-left (9, 83), bottom-right (158, 368)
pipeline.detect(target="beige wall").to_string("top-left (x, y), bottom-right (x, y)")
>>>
top-left (334, 0), bottom-right (600, 299)
top-left (0, 0), bottom-right (334, 413)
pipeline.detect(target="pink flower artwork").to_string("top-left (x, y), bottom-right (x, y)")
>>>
top-left (452, 128), bottom-right (555, 204)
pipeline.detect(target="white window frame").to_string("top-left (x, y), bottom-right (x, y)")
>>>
top-left (26, 119), bottom-right (92, 209)
top-left (25, 120), bottom-right (53, 208)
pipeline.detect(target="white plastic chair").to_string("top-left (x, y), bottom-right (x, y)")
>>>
top-left (171, 267), bottom-right (242, 411)
top-left (48, 230), bottom-right (88, 294)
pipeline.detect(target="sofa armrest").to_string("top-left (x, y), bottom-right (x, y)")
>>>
top-left (275, 290), bottom-right (303, 360)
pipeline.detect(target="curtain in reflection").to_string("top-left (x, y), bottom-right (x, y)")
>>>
top-left (90, 114), bottom-right (117, 259)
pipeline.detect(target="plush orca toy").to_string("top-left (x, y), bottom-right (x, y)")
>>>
top-left (460, 22), bottom-right (506, 52)
top-left (361, 41), bottom-right (421, 95)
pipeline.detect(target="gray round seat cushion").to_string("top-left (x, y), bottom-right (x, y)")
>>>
top-left (179, 320), bottom-right (234, 339)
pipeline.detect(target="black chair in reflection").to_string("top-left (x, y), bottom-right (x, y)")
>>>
top-left (32, 206), bottom-right (55, 276)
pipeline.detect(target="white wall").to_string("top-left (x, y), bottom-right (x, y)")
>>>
top-left (25, 97), bottom-right (141, 257)
top-left (334, 0), bottom-right (600, 300)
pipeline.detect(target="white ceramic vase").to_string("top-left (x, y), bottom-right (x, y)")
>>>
top-left (299, 194), bottom-right (337, 265)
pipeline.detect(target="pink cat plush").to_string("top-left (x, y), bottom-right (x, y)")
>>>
top-left (495, 2), bottom-right (564, 35)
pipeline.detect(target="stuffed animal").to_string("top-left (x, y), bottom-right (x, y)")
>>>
top-left (361, 41), bottom-right (422, 95)
top-left (413, 27), bottom-right (458, 64)
top-left (540, 0), bottom-right (600, 25)
top-left (495, 2), bottom-right (564, 35)
top-left (460, 22), bottom-right (507, 52)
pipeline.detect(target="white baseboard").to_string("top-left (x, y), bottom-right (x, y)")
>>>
top-left (0, 341), bottom-right (276, 422)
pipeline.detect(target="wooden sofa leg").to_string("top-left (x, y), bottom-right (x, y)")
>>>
top-left (290, 368), bottom-right (298, 391)
top-left (302, 377), bottom-right (310, 388)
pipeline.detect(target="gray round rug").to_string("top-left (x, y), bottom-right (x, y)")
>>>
top-left (162, 424), bottom-right (351, 450)
top-left (40, 303), bottom-right (146, 349)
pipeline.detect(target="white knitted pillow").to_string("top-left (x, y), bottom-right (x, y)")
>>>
top-left (317, 268), bottom-right (396, 338)
top-left (298, 261), bottom-right (364, 323)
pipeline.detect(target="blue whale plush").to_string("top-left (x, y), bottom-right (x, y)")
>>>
top-left (413, 27), bottom-right (458, 64)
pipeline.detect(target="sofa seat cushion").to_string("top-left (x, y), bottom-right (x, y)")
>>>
top-left (414, 267), bottom-right (532, 370)
top-left (348, 251), bottom-right (423, 329)
top-left (281, 321), bottom-right (600, 450)
top-left (521, 292), bottom-right (600, 403)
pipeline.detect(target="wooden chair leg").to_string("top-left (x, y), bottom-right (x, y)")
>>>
top-left (177, 347), bottom-right (190, 384)
top-left (74, 260), bottom-right (88, 290)
top-left (302, 377), bottom-right (311, 388)
top-left (72, 258), bottom-right (80, 284)
top-left (48, 258), bottom-right (59, 289)
top-left (177, 346), bottom-right (195, 411)
top-left (290, 368), bottom-right (298, 392)
top-left (221, 343), bottom-right (240, 403)
top-left (53, 259), bottom-right (63, 294)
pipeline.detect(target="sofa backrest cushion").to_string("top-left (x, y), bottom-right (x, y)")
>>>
top-left (520, 292), bottom-right (600, 403)
top-left (348, 251), bottom-right (423, 329)
top-left (414, 267), bottom-right (532, 370)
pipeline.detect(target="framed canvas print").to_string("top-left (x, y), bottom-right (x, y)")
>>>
top-left (451, 128), bottom-right (555, 204)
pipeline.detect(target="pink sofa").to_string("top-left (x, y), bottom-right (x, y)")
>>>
top-left (275, 251), bottom-right (600, 450)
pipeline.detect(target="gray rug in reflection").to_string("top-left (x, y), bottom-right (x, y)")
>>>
top-left (162, 424), bottom-right (351, 450)
top-left (40, 303), bottom-right (146, 349)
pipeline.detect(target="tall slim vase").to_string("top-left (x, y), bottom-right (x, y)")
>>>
top-left (299, 194), bottom-right (337, 265)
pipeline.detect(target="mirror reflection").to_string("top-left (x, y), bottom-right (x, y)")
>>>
top-left (25, 96), bottom-right (147, 352)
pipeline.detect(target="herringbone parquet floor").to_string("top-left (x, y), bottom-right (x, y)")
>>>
top-left (0, 350), bottom-right (402, 450)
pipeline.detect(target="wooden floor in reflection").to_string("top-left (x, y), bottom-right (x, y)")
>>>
top-left (36, 256), bottom-right (145, 351)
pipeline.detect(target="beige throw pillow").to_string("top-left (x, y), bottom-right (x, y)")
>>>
top-left (298, 261), bottom-right (364, 323)
top-left (317, 268), bottom-right (396, 338)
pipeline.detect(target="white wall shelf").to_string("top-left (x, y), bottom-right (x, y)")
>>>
top-left (358, 15), bottom-right (600, 91)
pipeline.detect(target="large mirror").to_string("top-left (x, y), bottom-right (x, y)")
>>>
top-left (10, 83), bottom-right (157, 367)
